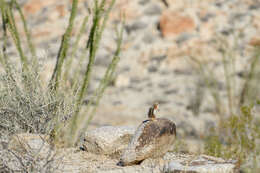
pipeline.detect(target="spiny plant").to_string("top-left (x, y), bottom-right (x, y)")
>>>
top-left (0, 0), bottom-right (124, 148)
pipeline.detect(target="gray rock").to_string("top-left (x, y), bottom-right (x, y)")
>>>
top-left (95, 53), bottom-right (112, 67)
top-left (144, 3), bottom-right (162, 16)
top-left (138, 0), bottom-right (150, 6)
top-left (82, 126), bottom-right (136, 157)
top-left (115, 74), bottom-right (130, 88)
top-left (200, 13), bottom-right (216, 22)
top-left (125, 21), bottom-right (148, 33)
top-left (249, 3), bottom-right (260, 10)
top-left (148, 65), bottom-right (158, 72)
top-left (163, 155), bottom-right (237, 173)
top-left (142, 33), bottom-right (155, 43)
top-left (176, 33), bottom-right (194, 45)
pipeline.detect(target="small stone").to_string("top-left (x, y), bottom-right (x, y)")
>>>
top-left (125, 20), bottom-right (148, 33)
top-left (148, 65), bottom-right (158, 72)
top-left (173, 69), bottom-right (192, 75)
top-left (249, 3), bottom-right (260, 10)
top-left (115, 74), bottom-right (130, 88)
top-left (95, 54), bottom-right (112, 67)
top-left (142, 33), bottom-right (155, 43)
top-left (151, 55), bottom-right (167, 63)
top-left (130, 78), bottom-right (142, 84)
top-left (158, 82), bottom-right (170, 89)
top-left (164, 89), bottom-right (178, 95)
top-left (144, 4), bottom-right (162, 16)
top-left (200, 13), bottom-right (215, 22)
top-left (82, 126), bottom-right (136, 157)
top-left (176, 33), bottom-right (194, 45)
top-left (138, 0), bottom-right (150, 6)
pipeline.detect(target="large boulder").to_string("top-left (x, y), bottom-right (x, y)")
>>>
top-left (82, 126), bottom-right (136, 157)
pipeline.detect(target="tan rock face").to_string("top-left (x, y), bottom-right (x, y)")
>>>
top-left (159, 10), bottom-right (195, 38)
top-left (119, 118), bottom-right (176, 166)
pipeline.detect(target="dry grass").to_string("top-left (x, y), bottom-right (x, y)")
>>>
top-left (189, 34), bottom-right (260, 172)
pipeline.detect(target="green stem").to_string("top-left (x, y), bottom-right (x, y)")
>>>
top-left (6, 2), bottom-right (28, 72)
top-left (85, 21), bottom-right (123, 129)
top-left (221, 46), bottom-right (233, 115)
top-left (64, 15), bottom-right (89, 82)
top-left (49, 0), bottom-right (78, 90)
top-left (69, 0), bottom-right (116, 146)
top-left (0, 0), bottom-right (8, 64)
top-left (239, 48), bottom-right (260, 105)
top-left (13, 0), bottom-right (36, 59)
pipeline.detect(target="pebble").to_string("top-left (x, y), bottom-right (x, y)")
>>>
top-left (125, 20), bottom-right (148, 33)
top-left (144, 3), bottom-right (162, 16)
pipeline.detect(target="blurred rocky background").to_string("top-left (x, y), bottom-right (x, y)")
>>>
top-left (2, 0), bottom-right (260, 153)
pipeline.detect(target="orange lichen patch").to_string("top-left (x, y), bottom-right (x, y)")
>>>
top-left (159, 11), bottom-right (195, 37)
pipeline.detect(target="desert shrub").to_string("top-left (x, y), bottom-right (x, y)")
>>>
top-left (0, 0), bottom-right (123, 148)
top-left (0, 66), bottom-right (76, 140)
top-left (204, 104), bottom-right (260, 172)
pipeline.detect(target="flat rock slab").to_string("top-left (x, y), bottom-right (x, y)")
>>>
top-left (163, 153), bottom-right (237, 173)
top-left (82, 126), bottom-right (136, 157)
